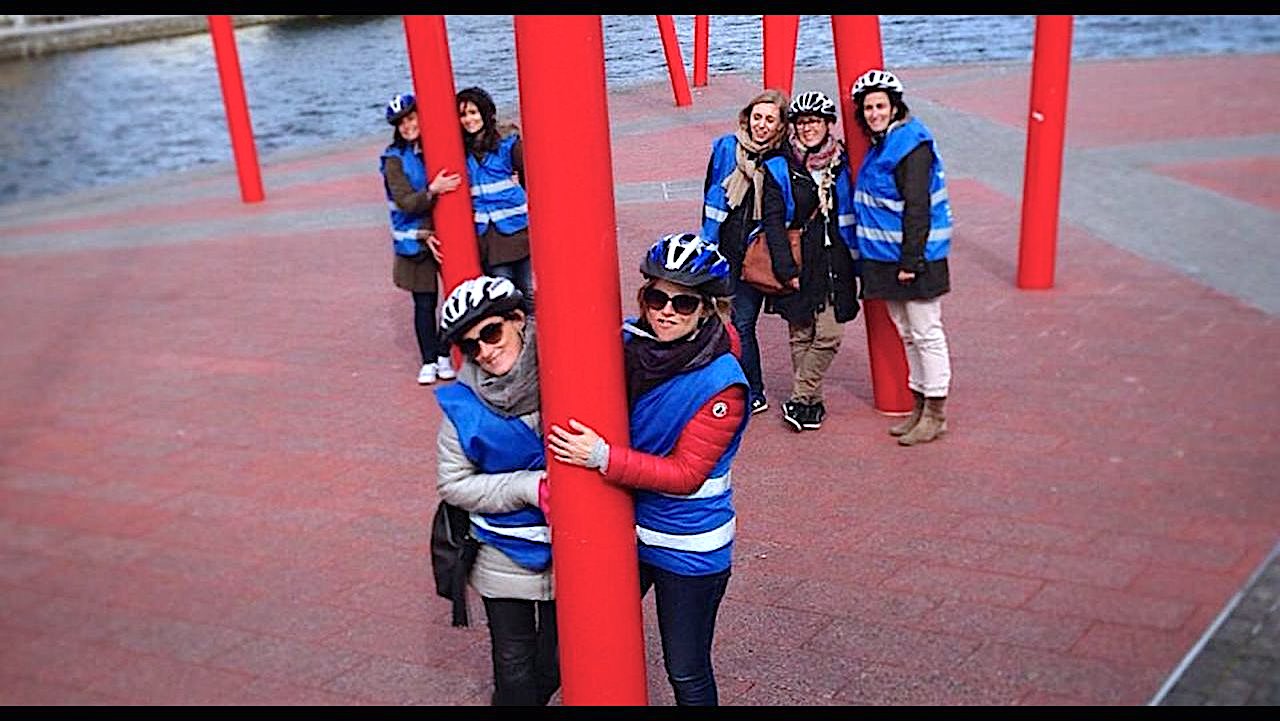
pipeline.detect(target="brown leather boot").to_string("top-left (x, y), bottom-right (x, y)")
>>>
top-left (888, 390), bottom-right (926, 437)
top-left (899, 396), bottom-right (947, 446)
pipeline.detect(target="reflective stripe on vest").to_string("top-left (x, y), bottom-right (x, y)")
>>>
top-left (471, 513), bottom-right (550, 544)
top-left (636, 516), bottom-right (735, 553)
top-left (655, 472), bottom-right (731, 500)
top-left (470, 178), bottom-right (519, 196)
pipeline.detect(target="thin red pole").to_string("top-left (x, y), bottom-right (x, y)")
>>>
top-left (514, 15), bottom-right (648, 706)
top-left (1017, 15), bottom-right (1073, 290)
top-left (207, 16), bottom-right (263, 203)
top-left (402, 16), bottom-right (483, 303)
top-left (693, 15), bottom-right (709, 87)
top-left (655, 15), bottom-right (692, 106)
top-left (831, 15), bottom-right (913, 415)
top-left (762, 15), bottom-right (799, 95)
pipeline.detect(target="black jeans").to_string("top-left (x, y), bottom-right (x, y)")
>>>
top-left (730, 281), bottom-right (767, 402)
top-left (640, 562), bottom-right (732, 706)
top-left (411, 290), bottom-right (441, 364)
top-left (482, 597), bottom-right (560, 706)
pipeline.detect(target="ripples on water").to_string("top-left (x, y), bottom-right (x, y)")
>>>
top-left (0, 14), bottom-right (1276, 207)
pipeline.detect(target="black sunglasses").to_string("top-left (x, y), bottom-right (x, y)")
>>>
top-left (642, 286), bottom-right (703, 316)
top-left (457, 320), bottom-right (506, 359)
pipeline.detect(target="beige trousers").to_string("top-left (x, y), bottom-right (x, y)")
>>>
top-left (787, 305), bottom-right (844, 404)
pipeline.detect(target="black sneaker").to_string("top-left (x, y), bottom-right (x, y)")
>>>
top-left (782, 400), bottom-right (804, 432)
top-left (802, 401), bottom-right (826, 430)
top-left (750, 395), bottom-right (769, 415)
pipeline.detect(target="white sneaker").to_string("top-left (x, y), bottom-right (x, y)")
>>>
top-left (436, 355), bottom-right (456, 381)
top-left (417, 363), bottom-right (438, 385)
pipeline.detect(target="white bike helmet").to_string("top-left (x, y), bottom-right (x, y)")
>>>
top-left (440, 275), bottom-right (525, 345)
top-left (851, 69), bottom-right (905, 100)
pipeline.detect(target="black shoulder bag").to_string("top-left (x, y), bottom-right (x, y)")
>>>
top-left (430, 500), bottom-right (479, 627)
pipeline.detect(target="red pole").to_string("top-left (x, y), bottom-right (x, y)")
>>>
top-left (655, 15), bottom-right (693, 106)
top-left (207, 16), bottom-right (264, 203)
top-left (693, 15), bottom-right (709, 87)
top-left (514, 15), bottom-right (648, 706)
top-left (762, 15), bottom-right (799, 95)
top-left (402, 16), bottom-right (483, 303)
top-left (831, 15), bottom-right (913, 415)
top-left (1017, 15), bottom-right (1073, 290)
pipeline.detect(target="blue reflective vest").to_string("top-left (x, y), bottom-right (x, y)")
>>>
top-left (853, 117), bottom-right (954, 264)
top-left (380, 143), bottom-right (429, 258)
top-left (435, 382), bottom-right (550, 572)
top-left (467, 134), bottom-right (529, 236)
top-left (627, 343), bottom-right (749, 577)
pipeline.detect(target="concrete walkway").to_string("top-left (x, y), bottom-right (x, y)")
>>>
top-left (0, 54), bottom-right (1277, 705)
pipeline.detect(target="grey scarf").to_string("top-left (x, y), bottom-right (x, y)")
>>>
top-left (459, 315), bottom-right (541, 418)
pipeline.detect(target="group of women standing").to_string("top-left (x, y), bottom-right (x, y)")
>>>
top-left (703, 70), bottom-right (953, 445)
top-left (378, 67), bottom-right (956, 706)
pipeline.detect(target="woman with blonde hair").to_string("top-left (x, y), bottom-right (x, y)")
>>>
top-left (700, 88), bottom-right (789, 416)
top-left (549, 233), bottom-right (749, 705)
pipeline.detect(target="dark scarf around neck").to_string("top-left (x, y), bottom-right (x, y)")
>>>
top-left (624, 313), bottom-right (731, 405)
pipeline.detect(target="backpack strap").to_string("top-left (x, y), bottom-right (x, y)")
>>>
top-left (451, 538), bottom-right (478, 627)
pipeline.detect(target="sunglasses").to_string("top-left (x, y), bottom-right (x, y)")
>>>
top-left (457, 320), bottom-right (505, 359)
top-left (642, 286), bottom-right (703, 315)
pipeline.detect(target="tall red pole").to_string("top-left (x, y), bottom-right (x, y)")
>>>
top-left (762, 15), bottom-right (799, 95)
top-left (693, 15), bottom-right (709, 87)
top-left (402, 16), bottom-right (483, 303)
top-left (207, 16), bottom-right (264, 204)
top-left (831, 15), bottom-right (913, 415)
top-left (1017, 15), bottom-right (1073, 290)
top-left (514, 15), bottom-right (648, 706)
top-left (656, 15), bottom-right (693, 106)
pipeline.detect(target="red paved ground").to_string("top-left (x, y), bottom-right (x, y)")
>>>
top-left (1, 54), bottom-right (1278, 706)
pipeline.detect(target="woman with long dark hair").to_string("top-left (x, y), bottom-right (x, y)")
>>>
top-left (458, 86), bottom-right (535, 309)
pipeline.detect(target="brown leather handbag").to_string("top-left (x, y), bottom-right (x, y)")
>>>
top-left (740, 228), bottom-right (800, 295)
top-left (740, 221), bottom-right (808, 295)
